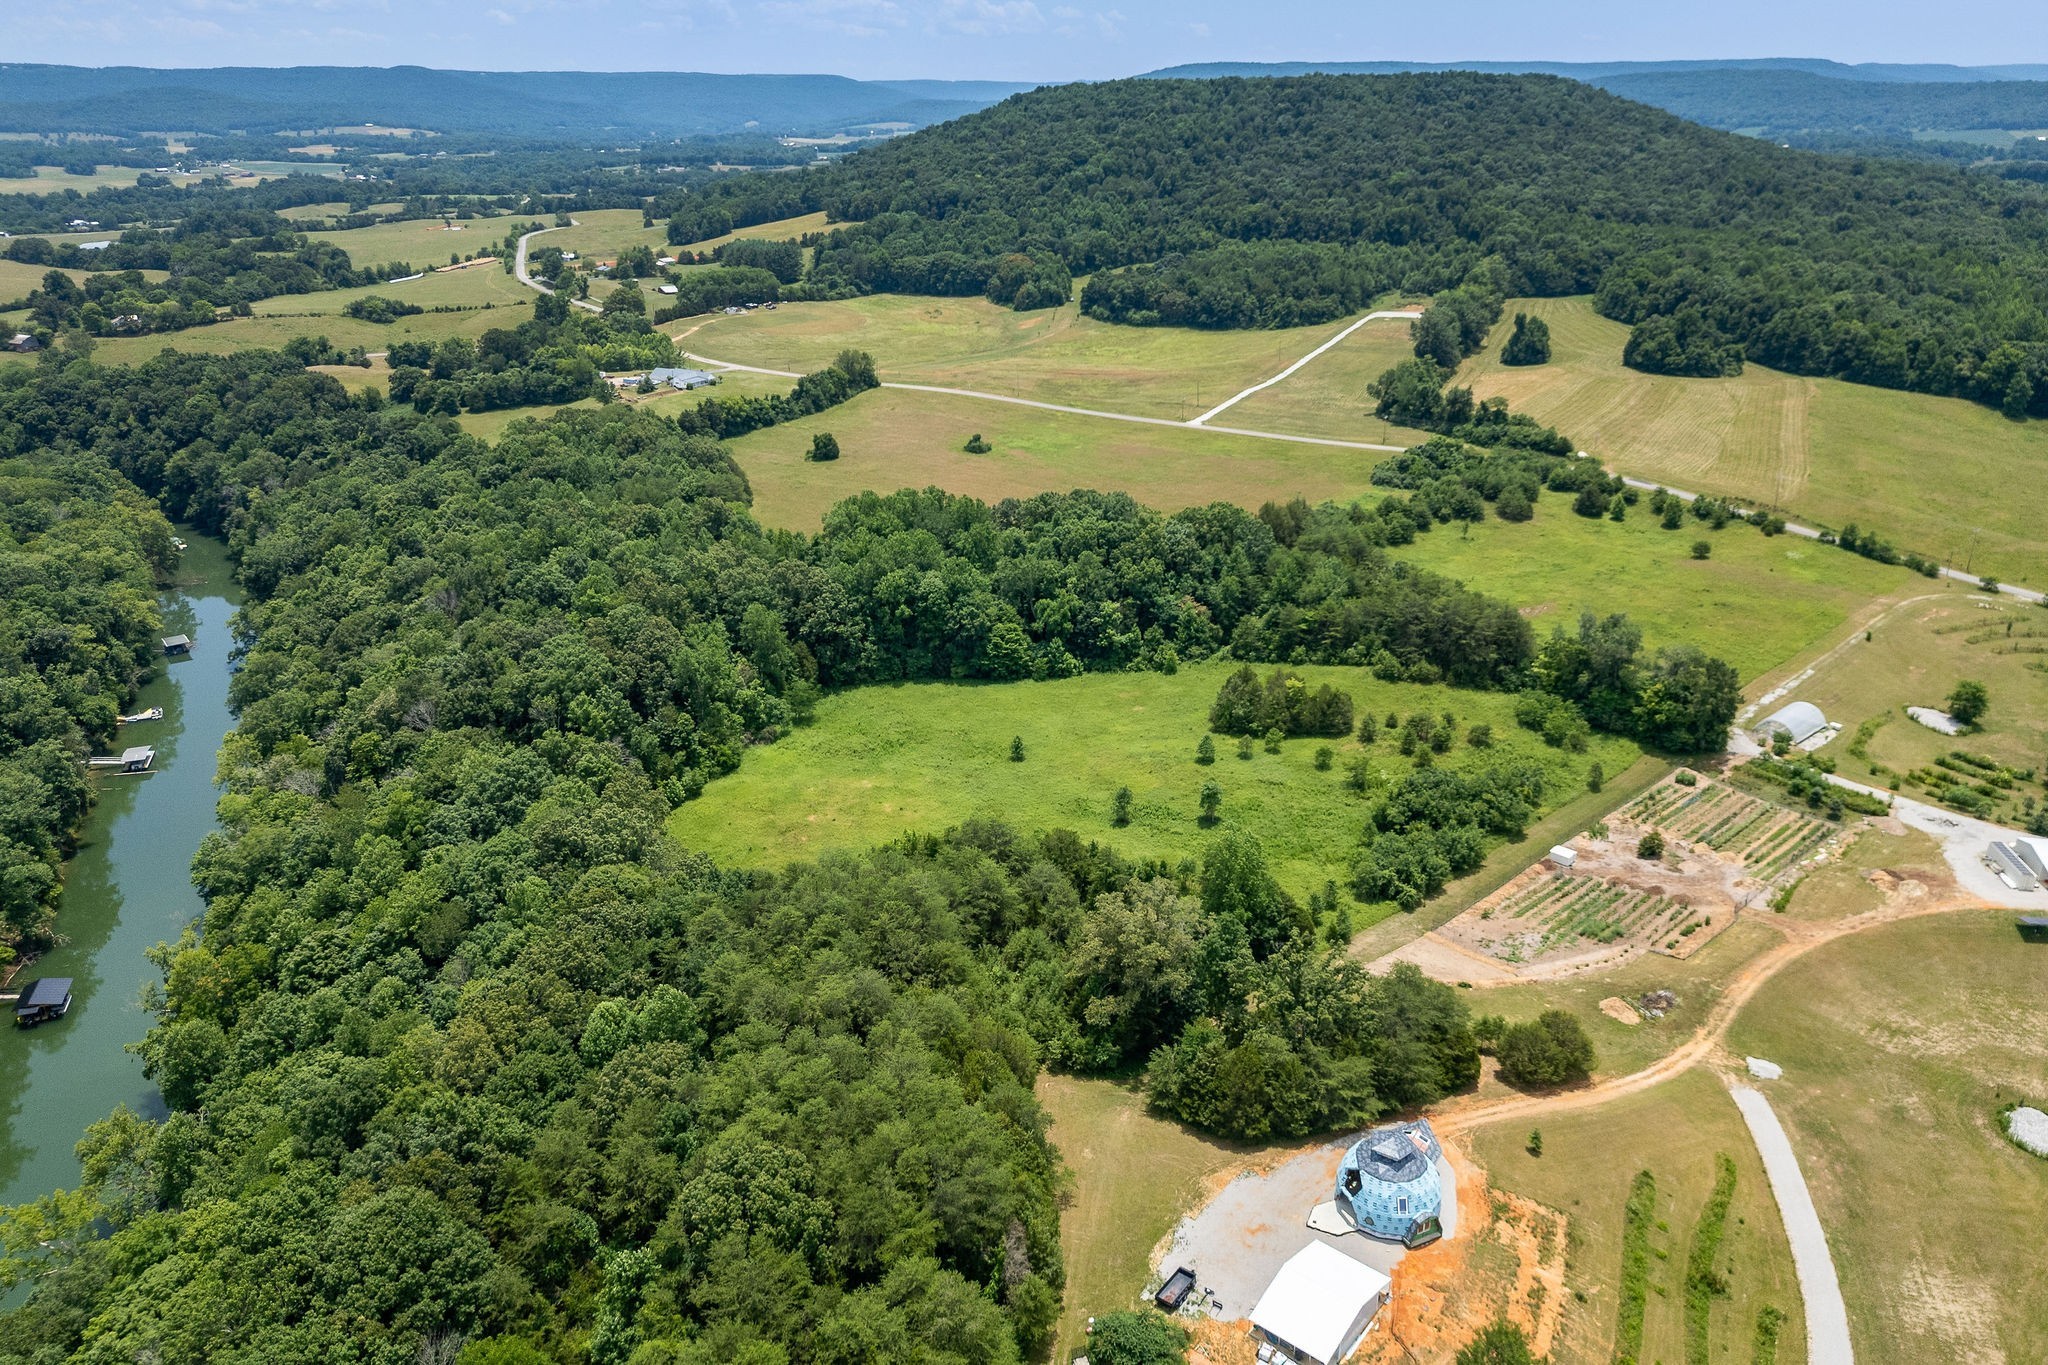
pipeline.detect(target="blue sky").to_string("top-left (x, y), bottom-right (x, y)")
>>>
top-left (14, 0), bottom-right (2045, 80)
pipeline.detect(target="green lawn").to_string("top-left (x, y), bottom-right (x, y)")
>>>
top-left (722, 386), bottom-right (1398, 531)
top-left (1471, 1068), bottom-right (1806, 1365)
top-left (1457, 296), bottom-right (2047, 589)
top-left (1391, 497), bottom-right (1913, 682)
top-left (1727, 912), bottom-right (2048, 1361)
top-left (670, 660), bottom-right (1640, 905)
top-left (1759, 586), bottom-right (2048, 824)
top-left (1037, 1076), bottom-right (1239, 1365)
top-left (671, 291), bottom-right (1416, 422)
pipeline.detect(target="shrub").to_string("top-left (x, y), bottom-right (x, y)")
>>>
top-left (1947, 679), bottom-right (1990, 727)
top-left (1637, 830), bottom-right (1665, 859)
top-left (1497, 1010), bottom-right (1595, 1087)
top-left (1457, 1319), bottom-right (1543, 1365)
top-left (1112, 785), bottom-right (1133, 826)
top-left (1236, 735), bottom-right (1254, 760)
top-left (1690, 539), bottom-right (1712, 560)
top-left (1199, 780), bottom-right (1222, 823)
top-left (1499, 312), bottom-right (1551, 366)
top-left (1314, 746), bottom-right (1335, 771)
top-left (1009, 735), bottom-right (1025, 762)
top-left (1196, 734), bottom-right (1216, 765)
top-left (807, 431), bottom-right (841, 461)
top-left (963, 432), bottom-right (992, 453)
top-left (1087, 1310), bottom-right (1189, 1365)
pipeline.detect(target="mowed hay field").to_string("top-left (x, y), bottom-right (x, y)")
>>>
top-left (1037, 1076), bottom-right (1239, 1363)
top-left (1470, 1068), bottom-right (1806, 1365)
top-left (1393, 497), bottom-right (1911, 682)
top-left (1458, 297), bottom-right (2047, 588)
top-left (673, 292), bottom-right (1418, 422)
top-left (1728, 912), bottom-right (2048, 1361)
top-left (308, 215), bottom-right (515, 269)
top-left (89, 267), bottom-right (536, 364)
top-left (669, 660), bottom-right (1640, 905)
top-left (539, 208), bottom-right (668, 263)
top-left (671, 209), bottom-right (838, 255)
top-left (1217, 305), bottom-right (1435, 444)
top-left (1777, 587), bottom-right (2048, 819)
top-left (722, 386), bottom-right (1399, 531)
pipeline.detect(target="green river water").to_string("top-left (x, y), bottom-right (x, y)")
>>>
top-left (0, 533), bottom-right (241, 1208)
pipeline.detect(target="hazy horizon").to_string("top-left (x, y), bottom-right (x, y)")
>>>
top-left (15, 0), bottom-right (2048, 84)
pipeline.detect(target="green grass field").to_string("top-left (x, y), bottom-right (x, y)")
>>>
top-left (1471, 1068), bottom-right (1806, 1365)
top-left (1763, 585), bottom-right (2048, 827)
top-left (1037, 1075), bottom-right (1239, 1363)
top-left (671, 210), bottom-right (839, 255)
top-left (0, 259), bottom-right (172, 299)
top-left (1728, 912), bottom-right (2048, 1361)
top-left (451, 371), bottom-right (792, 442)
top-left (1457, 297), bottom-right (2045, 588)
top-left (672, 291), bottom-right (1417, 422)
top-left (669, 660), bottom-right (1640, 905)
top-left (721, 386), bottom-right (1401, 531)
top-left (307, 216), bottom-right (513, 270)
top-left (1392, 496), bottom-right (1913, 682)
top-left (87, 266), bottom-right (536, 364)
top-left (542, 208), bottom-right (669, 263)
top-left (1216, 302), bottom-right (1431, 444)
top-left (0, 165), bottom-right (212, 194)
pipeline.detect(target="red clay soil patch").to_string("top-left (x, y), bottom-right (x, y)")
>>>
top-left (1354, 1137), bottom-right (1568, 1363)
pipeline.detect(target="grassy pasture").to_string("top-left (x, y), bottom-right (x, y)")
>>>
top-left (669, 659), bottom-right (1639, 906)
top-left (1728, 912), bottom-right (2048, 1360)
top-left (0, 259), bottom-right (173, 299)
top-left (0, 165), bottom-right (207, 194)
top-left (672, 292), bottom-right (1417, 422)
top-left (543, 208), bottom-right (668, 263)
top-left (1458, 297), bottom-right (2046, 588)
top-left (1037, 1076), bottom-right (1239, 1363)
top-left (720, 386), bottom-right (1398, 531)
top-left (1759, 586), bottom-right (2048, 816)
top-left (1216, 305), bottom-right (1433, 443)
top-left (451, 371), bottom-right (793, 442)
top-left (1391, 495), bottom-right (1912, 683)
top-left (1471, 1068), bottom-right (1806, 1365)
top-left (307, 216), bottom-right (512, 269)
top-left (87, 268), bottom-right (535, 364)
top-left (671, 209), bottom-right (838, 255)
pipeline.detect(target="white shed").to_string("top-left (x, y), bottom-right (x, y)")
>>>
top-left (1547, 845), bottom-right (1578, 870)
top-left (1248, 1241), bottom-right (1391, 1365)
top-left (1756, 701), bottom-right (1827, 746)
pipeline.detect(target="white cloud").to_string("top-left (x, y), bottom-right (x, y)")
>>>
top-left (488, 7), bottom-right (515, 22)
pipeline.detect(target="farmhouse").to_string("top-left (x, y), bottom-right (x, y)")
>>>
top-left (1248, 1241), bottom-right (1392, 1365)
top-left (1755, 700), bottom-right (1827, 746)
top-left (1335, 1119), bottom-right (1445, 1247)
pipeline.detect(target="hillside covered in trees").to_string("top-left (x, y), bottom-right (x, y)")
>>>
top-left (669, 73), bottom-right (2048, 417)
top-left (0, 347), bottom-right (1738, 1361)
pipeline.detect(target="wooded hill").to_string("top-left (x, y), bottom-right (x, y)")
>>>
top-left (675, 73), bottom-right (2048, 417)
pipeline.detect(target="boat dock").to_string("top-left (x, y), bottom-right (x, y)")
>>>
top-left (87, 746), bottom-right (155, 773)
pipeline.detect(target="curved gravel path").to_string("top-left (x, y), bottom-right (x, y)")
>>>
top-left (1730, 1084), bottom-right (1854, 1365)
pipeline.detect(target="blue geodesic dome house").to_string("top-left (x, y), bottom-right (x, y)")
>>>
top-left (1336, 1119), bottom-right (1444, 1248)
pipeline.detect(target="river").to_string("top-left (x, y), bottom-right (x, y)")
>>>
top-left (0, 532), bottom-right (241, 1208)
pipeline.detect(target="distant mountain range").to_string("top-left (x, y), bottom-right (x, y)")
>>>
top-left (0, 66), bottom-right (1045, 140)
top-left (5, 59), bottom-right (2048, 145)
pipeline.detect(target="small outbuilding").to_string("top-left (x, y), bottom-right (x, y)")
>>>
top-left (1248, 1241), bottom-right (1391, 1365)
top-left (15, 978), bottom-right (73, 1026)
top-left (119, 746), bottom-right (155, 773)
top-left (1986, 842), bottom-right (2041, 892)
top-left (1547, 845), bottom-right (1578, 870)
top-left (162, 634), bottom-right (192, 655)
top-left (6, 332), bottom-right (39, 352)
top-left (1756, 701), bottom-right (1827, 747)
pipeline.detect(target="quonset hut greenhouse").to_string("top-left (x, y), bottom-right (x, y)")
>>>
top-left (1336, 1119), bottom-right (1444, 1247)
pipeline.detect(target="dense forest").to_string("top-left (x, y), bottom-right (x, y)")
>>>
top-left (0, 453), bottom-right (172, 964)
top-left (661, 73), bottom-right (2048, 416)
top-left (0, 348), bottom-right (1576, 1362)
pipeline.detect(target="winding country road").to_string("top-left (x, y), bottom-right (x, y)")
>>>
top-left (514, 226), bottom-right (2035, 604)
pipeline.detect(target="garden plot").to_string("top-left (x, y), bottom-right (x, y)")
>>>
top-left (1617, 773), bottom-right (1842, 885)
top-left (1431, 774), bottom-right (1848, 978)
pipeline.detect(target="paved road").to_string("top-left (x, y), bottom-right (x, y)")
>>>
top-left (1729, 1085), bottom-right (1855, 1365)
top-left (1189, 309), bottom-right (1422, 425)
top-left (517, 260), bottom-right (2033, 601)
top-left (514, 223), bottom-right (602, 313)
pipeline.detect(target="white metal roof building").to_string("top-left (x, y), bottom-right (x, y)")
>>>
top-left (1756, 701), bottom-right (1827, 746)
top-left (1248, 1241), bottom-right (1391, 1365)
top-left (647, 367), bottom-right (721, 390)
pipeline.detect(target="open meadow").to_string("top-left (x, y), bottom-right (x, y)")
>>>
top-left (1727, 911), bottom-right (2048, 1361)
top-left (1038, 1076), bottom-right (1241, 1364)
top-left (539, 208), bottom-right (668, 263)
top-left (671, 209), bottom-right (838, 254)
top-left (451, 370), bottom-right (793, 442)
top-left (1754, 586), bottom-right (2048, 823)
top-left (673, 291), bottom-right (1425, 423)
top-left (1470, 1068), bottom-right (1806, 1365)
top-left (1458, 296), bottom-right (2046, 589)
top-left (307, 215), bottom-right (515, 269)
top-left (722, 385), bottom-right (1400, 530)
top-left (86, 265), bottom-right (536, 364)
top-left (669, 659), bottom-right (1641, 907)
top-left (1392, 496), bottom-right (1913, 683)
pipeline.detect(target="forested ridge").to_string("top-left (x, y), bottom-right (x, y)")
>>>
top-left (665, 73), bottom-right (2048, 416)
top-left (0, 346), bottom-right (1747, 1362)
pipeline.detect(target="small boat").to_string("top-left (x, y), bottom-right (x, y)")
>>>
top-left (117, 707), bottom-right (164, 724)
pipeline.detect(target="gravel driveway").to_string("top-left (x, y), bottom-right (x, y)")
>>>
top-left (1730, 1084), bottom-right (1854, 1365)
